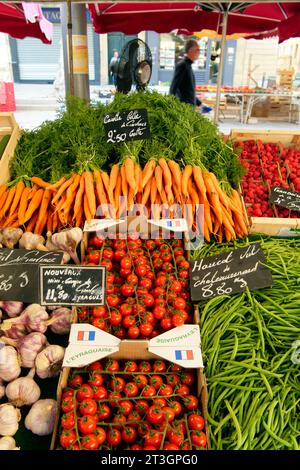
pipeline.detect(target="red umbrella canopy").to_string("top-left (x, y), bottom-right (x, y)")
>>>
top-left (0, 2), bottom-right (52, 43)
top-left (88, 2), bottom-right (300, 40)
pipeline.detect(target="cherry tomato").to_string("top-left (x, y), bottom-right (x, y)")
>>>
top-left (138, 422), bottom-right (152, 437)
top-left (139, 361), bottom-right (152, 373)
top-left (119, 303), bottom-right (133, 316)
top-left (77, 384), bottom-right (94, 402)
top-left (121, 257), bottom-right (132, 270)
top-left (153, 360), bottom-right (167, 373)
top-left (80, 434), bottom-right (99, 450)
top-left (89, 235), bottom-right (104, 248)
top-left (61, 412), bottom-right (75, 430)
top-left (169, 430), bottom-right (184, 446)
top-left (169, 281), bottom-right (182, 293)
top-left (188, 414), bottom-right (205, 431)
top-left (139, 278), bottom-right (153, 290)
top-left (88, 362), bottom-right (103, 372)
top-left (164, 443), bottom-right (180, 450)
top-left (153, 306), bottom-right (166, 320)
top-left (68, 374), bottom-right (83, 389)
top-left (112, 413), bottom-right (127, 430)
top-left (92, 317), bottom-right (107, 330)
top-left (124, 361), bottom-right (138, 373)
top-left (106, 294), bottom-right (120, 307)
top-left (144, 431), bottom-right (163, 449)
top-left (98, 405), bottom-right (111, 420)
top-left (124, 382), bottom-right (139, 398)
top-left (134, 374), bottom-right (148, 389)
top-left (120, 268), bottom-right (131, 278)
top-left (127, 326), bottom-right (140, 338)
top-left (179, 270), bottom-right (189, 279)
top-left (78, 309), bottom-right (89, 321)
top-left (114, 249), bottom-right (126, 261)
top-left (79, 398), bottom-right (97, 416)
top-left (94, 427), bottom-right (106, 445)
top-left (173, 297), bottom-right (186, 310)
top-left (135, 399), bottom-right (150, 415)
top-left (121, 284), bottom-right (135, 297)
top-left (166, 374), bottom-right (181, 387)
top-left (176, 384), bottom-right (190, 396)
top-left (88, 251), bottom-right (100, 264)
top-left (88, 373), bottom-right (103, 387)
top-left (114, 239), bottom-right (126, 250)
top-left (146, 271), bottom-right (155, 280)
top-left (159, 384), bottom-right (173, 397)
top-left (145, 240), bottom-right (156, 250)
top-left (100, 259), bottom-right (113, 271)
top-left (122, 315), bottom-right (136, 329)
top-left (106, 283), bottom-right (115, 295)
top-left (181, 371), bottom-right (195, 386)
top-left (172, 313), bottom-right (185, 327)
top-left (122, 425), bottom-right (137, 444)
top-left (160, 317), bottom-right (173, 331)
top-left (146, 406), bottom-right (164, 424)
top-left (131, 444), bottom-right (143, 450)
top-left (141, 385), bottom-right (156, 398)
top-left (92, 386), bottom-right (107, 400)
top-left (152, 397), bottom-right (167, 408)
top-left (109, 311), bottom-right (122, 326)
top-left (191, 431), bottom-right (207, 448)
top-left (60, 429), bottom-right (77, 449)
top-left (169, 400), bottom-right (182, 416)
top-left (92, 306), bottom-right (107, 318)
top-left (162, 406), bottom-right (176, 422)
top-left (127, 410), bottom-right (141, 427)
top-left (106, 359), bottom-right (120, 372)
top-left (78, 415), bottom-right (97, 435)
top-left (114, 326), bottom-right (126, 339)
top-left (184, 395), bottom-right (199, 410)
top-left (126, 273), bottom-right (138, 285)
top-left (118, 400), bottom-right (134, 416)
top-left (139, 322), bottom-right (153, 337)
top-left (170, 363), bottom-right (182, 372)
top-left (108, 391), bottom-right (122, 407)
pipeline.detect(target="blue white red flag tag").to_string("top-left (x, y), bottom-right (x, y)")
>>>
top-left (148, 218), bottom-right (188, 233)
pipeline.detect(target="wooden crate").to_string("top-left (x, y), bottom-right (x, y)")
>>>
top-left (231, 129), bottom-right (300, 236)
top-left (0, 112), bottom-right (21, 185)
top-left (230, 129), bottom-right (300, 149)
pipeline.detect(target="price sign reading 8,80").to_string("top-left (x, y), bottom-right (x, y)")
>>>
top-left (0, 264), bottom-right (38, 303)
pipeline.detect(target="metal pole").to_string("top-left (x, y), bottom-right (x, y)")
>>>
top-left (60, 2), bottom-right (70, 96)
top-left (214, 10), bottom-right (228, 124)
top-left (71, 2), bottom-right (90, 101)
top-left (67, 0), bottom-right (74, 96)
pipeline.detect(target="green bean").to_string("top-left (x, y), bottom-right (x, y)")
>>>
top-left (224, 400), bottom-right (243, 449)
top-left (262, 420), bottom-right (292, 448)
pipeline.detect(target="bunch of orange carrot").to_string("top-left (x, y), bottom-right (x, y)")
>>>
top-left (0, 158), bottom-right (249, 241)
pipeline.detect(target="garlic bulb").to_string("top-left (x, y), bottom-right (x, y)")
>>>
top-left (19, 232), bottom-right (47, 251)
top-left (0, 436), bottom-right (19, 450)
top-left (35, 345), bottom-right (65, 379)
top-left (5, 368), bottom-right (40, 407)
top-left (4, 323), bottom-right (28, 340)
top-left (0, 404), bottom-right (21, 436)
top-left (50, 308), bottom-right (73, 335)
top-left (0, 378), bottom-right (5, 400)
top-left (1, 228), bottom-right (23, 249)
top-left (18, 332), bottom-right (48, 368)
top-left (25, 399), bottom-right (57, 436)
top-left (1, 301), bottom-right (24, 318)
top-left (0, 345), bottom-right (21, 382)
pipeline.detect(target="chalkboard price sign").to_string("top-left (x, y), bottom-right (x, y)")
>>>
top-left (0, 249), bottom-right (63, 266)
top-left (190, 243), bottom-right (273, 301)
top-left (269, 186), bottom-right (300, 212)
top-left (40, 265), bottom-right (106, 306)
top-left (103, 108), bottom-right (150, 143)
top-left (0, 264), bottom-right (40, 303)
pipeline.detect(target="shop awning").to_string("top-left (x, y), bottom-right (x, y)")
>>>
top-left (0, 2), bottom-right (52, 43)
top-left (88, 2), bottom-right (300, 39)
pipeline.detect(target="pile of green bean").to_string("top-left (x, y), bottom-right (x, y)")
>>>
top-left (192, 237), bottom-right (300, 450)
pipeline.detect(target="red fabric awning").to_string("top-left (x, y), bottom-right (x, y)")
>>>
top-left (0, 2), bottom-right (52, 43)
top-left (88, 2), bottom-right (300, 42)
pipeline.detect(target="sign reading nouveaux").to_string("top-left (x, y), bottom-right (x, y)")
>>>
top-left (190, 244), bottom-right (273, 301)
top-left (103, 108), bottom-right (150, 143)
top-left (270, 186), bottom-right (300, 212)
top-left (40, 265), bottom-right (106, 306)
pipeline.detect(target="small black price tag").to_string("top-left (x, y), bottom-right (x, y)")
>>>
top-left (269, 186), bottom-right (300, 212)
top-left (190, 243), bottom-right (273, 302)
top-left (103, 108), bottom-right (150, 143)
top-left (40, 265), bottom-right (106, 306)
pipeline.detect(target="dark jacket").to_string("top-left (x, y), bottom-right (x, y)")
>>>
top-left (170, 57), bottom-right (201, 106)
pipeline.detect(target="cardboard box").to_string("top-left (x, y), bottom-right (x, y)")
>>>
top-left (51, 323), bottom-right (210, 450)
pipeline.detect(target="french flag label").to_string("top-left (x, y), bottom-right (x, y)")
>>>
top-left (175, 350), bottom-right (194, 360)
top-left (77, 331), bottom-right (96, 342)
top-left (166, 220), bottom-right (182, 228)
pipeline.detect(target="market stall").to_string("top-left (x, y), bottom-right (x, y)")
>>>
top-left (0, 85), bottom-right (299, 451)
